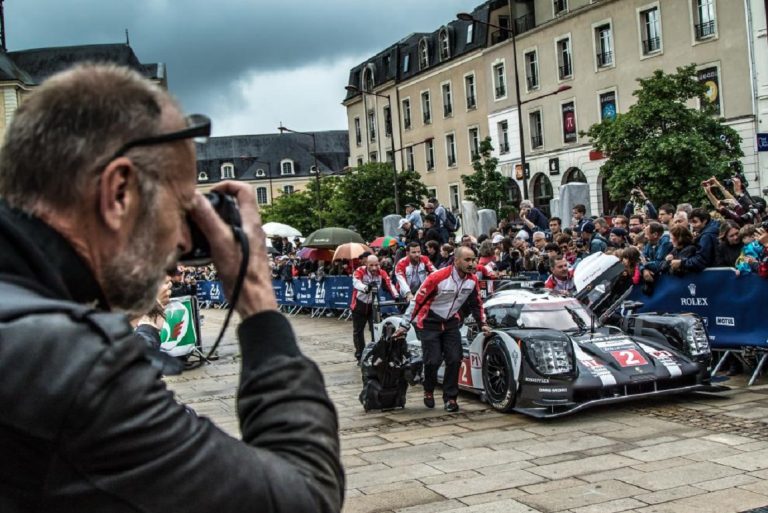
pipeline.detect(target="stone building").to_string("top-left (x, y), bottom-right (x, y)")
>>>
top-left (344, 0), bottom-right (767, 216)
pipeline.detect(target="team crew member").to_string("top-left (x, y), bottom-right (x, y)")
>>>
top-left (394, 242), bottom-right (436, 300)
top-left (351, 255), bottom-right (399, 361)
top-left (396, 247), bottom-right (490, 412)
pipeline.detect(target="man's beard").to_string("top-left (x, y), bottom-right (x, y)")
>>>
top-left (102, 198), bottom-right (177, 316)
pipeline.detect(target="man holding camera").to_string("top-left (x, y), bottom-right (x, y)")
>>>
top-left (351, 255), bottom-right (400, 361)
top-left (0, 65), bottom-right (343, 512)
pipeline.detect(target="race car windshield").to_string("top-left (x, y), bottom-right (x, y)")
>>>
top-left (517, 303), bottom-right (592, 332)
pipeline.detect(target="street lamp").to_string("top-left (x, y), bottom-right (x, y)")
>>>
top-left (345, 84), bottom-right (402, 213)
top-left (277, 123), bottom-right (322, 227)
top-left (457, 12), bottom-right (572, 200)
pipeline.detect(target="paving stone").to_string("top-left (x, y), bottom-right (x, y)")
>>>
top-left (455, 416), bottom-right (530, 431)
top-left (520, 435), bottom-right (615, 458)
top-left (346, 464), bottom-right (444, 489)
top-left (529, 453), bottom-right (582, 466)
top-left (358, 442), bottom-right (413, 453)
top-left (520, 478), bottom-right (586, 495)
top-left (700, 433), bottom-right (756, 446)
top-left (633, 436), bottom-right (680, 447)
top-left (628, 458), bottom-right (692, 473)
top-left (523, 420), bottom-right (626, 437)
top-left (419, 470), bottom-right (482, 486)
top-left (475, 461), bottom-right (536, 476)
top-left (381, 425), bottom-right (471, 443)
top-left (619, 461), bottom-right (742, 491)
top-left (693, 474), bottom-right (759, 491)
top-left (441, 499), bottom-right (543, 513)
top-left (394, 499), bottom-right (467, 513)
top-left (458, 487), bottom-right (529, 506)
top-left (739, 479), bottom-right (768, 495)
top-left (427, 469), bottom-right (545, 498)
top-left (528, 455), bottom-right (640, 480)
top-left (342, 486), bottom-right (444, 513)
top-left (517, 480), bottom-right (645, 512)
top-left (360, 442), bottom-right (457, 466)
top-left (342, 435), bottom-right (391, 450)
top-left (632, 485), bottom-right (708, 505)
top-left (429, 448), bottom-right (530, 473)
top-left (359, 479), bottom-right (424, 496)
top-left (580, 467), bottom-right (646, 484)
top-left (446, 429), bottom-right (538, 449)
top-left (570, 498), bottom-right (647, 513)
top-left (713, 447), bottom-right (768, 471)
top-left (619, 439), bottom-right (725, 462)
top-left (632, 488), bottom-right (768, 513)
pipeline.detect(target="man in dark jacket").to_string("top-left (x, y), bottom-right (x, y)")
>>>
top-left (0, 64), bottom-right (343, 512)
top-left (670, 208), bottom-right (720, 273)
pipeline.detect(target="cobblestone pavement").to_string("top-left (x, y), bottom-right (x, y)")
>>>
top-left (167, 309), bottom-right (768, 513)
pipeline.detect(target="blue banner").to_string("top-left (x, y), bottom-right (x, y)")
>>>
top-left (627, 268), bottom-right (768, 349)
top-left (196, 280), bottom-right (227, 305)
top-left (326, 276), bottom-right (353, 309)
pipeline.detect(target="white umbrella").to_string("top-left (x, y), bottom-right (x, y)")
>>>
top-left (262, 222), bottom-right (302, 238)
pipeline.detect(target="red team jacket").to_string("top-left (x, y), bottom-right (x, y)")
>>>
top-left (394, 255), bottom-right (435, 295)
top-left (350, 266), bottom-right (399, 310)
top-left (407, 266), bottom-right (486, 330)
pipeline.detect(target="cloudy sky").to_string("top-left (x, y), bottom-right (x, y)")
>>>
top-left (7, 0), bottom-right (470, 136)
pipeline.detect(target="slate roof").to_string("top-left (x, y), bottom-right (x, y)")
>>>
top-left (4, 43), bottom-right (163, 85)
top-left (195, 130), bottom-right (350, 184)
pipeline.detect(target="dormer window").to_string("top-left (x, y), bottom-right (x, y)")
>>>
top-left (221, 163), bottom-right (235, 179)
top-left (419, 38), bottom-right (429, 69)
top-left (363, 65), bottom-right (375, 91)
top-left (280, 159), bottom-right (295, 176)
top-left (197, 171), bottom-right (208, 182)
top-left (256, 168), bottom-right (266, 177)
top-left (439, 29), bottom-right (450, 61)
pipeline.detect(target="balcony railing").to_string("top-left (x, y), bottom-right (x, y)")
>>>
top-left (596, 51), bottom-right (613, 67)
top-left (443, 104), bottom-right (453, 117)
top-left (526, 76), bottom-right (539, 90)
top-left (423, 113), bottom-right (431, 124)
top-left (447, 156), bottom-right (457, 167)
top-left (558, 62), bottom-right (572, 79)
top-left (695, 20), bottom-right (716, 40)
top-left (466, 96), bottom-right (477, 109)
top-left (642, 36), bottom-right (661, 54)
top-left (531, 135), bottom-right (543, 148)
top-left (515, 13), bottom-right (535, 34)
top-left (427, 160), bottom-right (435, 171)
top-left (499, 142), bottom-right (510, 154)
top-left (495, 85), bottom-right (506, 98)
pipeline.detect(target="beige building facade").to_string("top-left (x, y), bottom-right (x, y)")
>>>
top-left (345, 0), bottom-right (764, 217)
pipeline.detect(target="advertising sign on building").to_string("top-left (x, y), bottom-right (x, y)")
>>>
top-left (562, 102), bottom-right (577, 143)
top-left (697, 67), bottom-right (721, 116)
top-left (758, 133), bottom-right (768, 152)
top-left (599, 91), bottom-right (617, 121)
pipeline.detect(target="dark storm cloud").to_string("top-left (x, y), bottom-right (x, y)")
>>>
top-left (6, 0), bottom-right (470, 116)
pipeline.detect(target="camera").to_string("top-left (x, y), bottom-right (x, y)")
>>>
top-left (724, 161), bottom-right (748, 189)
top-left (179, 191), bottom-right (242, 265)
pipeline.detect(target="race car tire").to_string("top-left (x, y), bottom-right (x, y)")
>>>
top-left (482, 338), bottom-right (516, 412)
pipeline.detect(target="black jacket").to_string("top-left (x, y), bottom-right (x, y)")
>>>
top-left (0, 202), bottom-right (343, 512)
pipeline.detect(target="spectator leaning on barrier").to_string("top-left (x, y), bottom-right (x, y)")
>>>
top-left (735, 225), bottom-right (763, 275)
top-left (0, 64), bottom-right (343, 512)
top-left (662, 225), bottom-right (698, 275)
top-left (716, 220), bottom-right (743, 267)
top-left (642, 222), bottom-right (673, 281)
top-left (669, 208), bottom-right (719, 273)
top-left (657, 204), bottom-right (676, 230)
top-left (673, 210), bottom-right (689, 229)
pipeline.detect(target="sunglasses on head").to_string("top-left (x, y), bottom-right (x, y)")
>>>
top-left (107, 114), bottom-right (211, 162)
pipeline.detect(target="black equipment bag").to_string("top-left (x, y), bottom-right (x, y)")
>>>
top-left (359, 324), bottom-right (411, 412)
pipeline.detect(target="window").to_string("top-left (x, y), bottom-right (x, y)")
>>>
top-left (356, 157), bottom-right (364, 167)
top-left (368, 110), bottom-right (376, 142)
top-left (439, 29), bottom-right (450, 60)
top-left (445, 133), bottom-right (457, 167)
top-left (427, 187), bottom-right (438, 200)
top-left (640, 6), bottom-right (662, 55)
top-left (370, 151), bottom-right (378, 162)
top-left (363, 66), bottom-right (375, 91)
top-left (467, 23), bottom-right (474, 44)
top-left (197, 171), bottom-right (208, 181)
top-left (402, 99), bottom-right (412, 129)
top-left (498, 121), bottom-right (510, 154)
top-left (256, 187), bottom-right (268, 205)
top-left (694, 0), bottom-right (716, 40)
top-left (468, 127), bottom-right (480, 160)
top-left (562, 102), bottom-right (577, 143)
top-left (280, 160), bottom-right (294, 175)
top-left (383, 105), bottom-right (392, 137)
top-left (354, 117), bottom-right (362, 146)
top-left (524, 51), bottom-right (538, 90)
top-left (256, 168), bottom-right (266, 177)
top-left (599, 91), bottom-right (617, 120)
top-left (283, 185), bottom-right (294, 195)
top-left (425, 140), bottom-right (435, 171)
top-left (529, 110), bottom-right (543, 149)
top-left (595, 24), bottom-right (613, 67)
top-left (220, 163), bottom-right (235, 179)
top-left (385, 150), bottom-right (394, 163)
top-left (421, 91), bottom-right (432, 124)
top-left (403, 53), bottom-right (410, 73)
top-left (465, 73), bottom-right (476, 109)
top-left (406, 146), bottom-right (415, 171)
top-left (419, 38), bottom-right (429, 69)
top-left (442, 82), bottom-right (453, 118)
top-left (383, 55), bottom-right (391, 72)
top-left (557, 37), bottom-right (573, 79)
top-left (449, 184), bottom-right (460, 212)
top-left (554, 0), bottom-right (568, 15)
top-left (493, 62), bottom-right (506, 99)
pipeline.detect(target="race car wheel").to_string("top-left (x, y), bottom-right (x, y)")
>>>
top-left (482, 338), bottom-right (516, 412)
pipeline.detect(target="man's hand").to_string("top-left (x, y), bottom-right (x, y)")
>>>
top-left (642, 269), bottom-right (654, 282)
top-left (190, 181), bottom-right (277, 318)
top-left (481, 324), bottom-right (491, 335)
top-left (670, 259), bottom-right (682, 271)
top-left (405, 292), bottom-right (414, 302)
top-left (394, 326), bottom-right (408, 338)
top-left (756, 227), bottom-right (768, 247)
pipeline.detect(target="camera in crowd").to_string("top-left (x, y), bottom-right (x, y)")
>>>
top-left (723, 161), bottom-right (748, 189)
top-left (180, 191), bottom-right (242, 265)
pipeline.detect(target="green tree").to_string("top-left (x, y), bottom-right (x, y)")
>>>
top-left (583, 64), bottom-right (742, 206)
top-left (260, 189), bottom-right (318, 236)
top-left (461, 137), bottom-right (508, 211)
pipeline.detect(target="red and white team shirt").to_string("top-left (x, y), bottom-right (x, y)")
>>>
top-left (408, 266), bottom-right (486, 330)
top-left (350, 266), bottom-right (399, 310)
top-left (394, 255), bottom-right (435, 296)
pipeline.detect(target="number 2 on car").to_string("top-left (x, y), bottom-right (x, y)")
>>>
top-left (609, 349), bottom-right (648, 367)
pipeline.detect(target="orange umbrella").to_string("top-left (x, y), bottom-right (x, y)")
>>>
top-left (332, 242), bottom-right (372, 261)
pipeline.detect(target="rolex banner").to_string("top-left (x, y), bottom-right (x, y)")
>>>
top-left (160, 296), bottom-right (201, 357)
top-left (627, 269), bottom-right (768, 349)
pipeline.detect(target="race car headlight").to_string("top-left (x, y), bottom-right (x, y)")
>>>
top-left (686, 318), bottom-right (710, 356)
top-left (527, 339), bottom-right (574, 375)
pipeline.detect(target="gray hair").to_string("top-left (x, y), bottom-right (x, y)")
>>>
top-left (0, 63), bottom-right (176, 212)
top-left (520, 200), bottom-right (533, 209)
